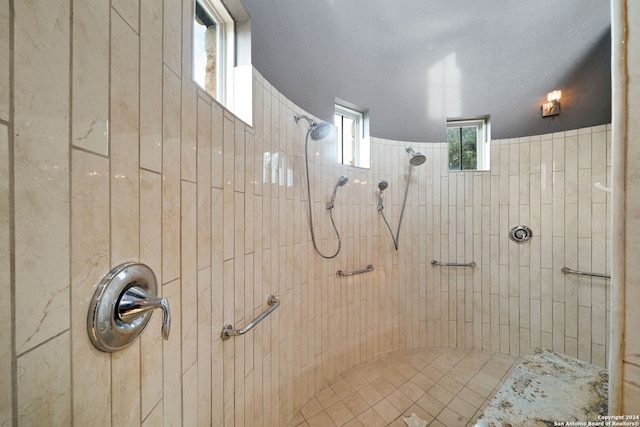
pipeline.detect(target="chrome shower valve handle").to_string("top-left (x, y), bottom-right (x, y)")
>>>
top-left (118, 286), bottom-right (171, 340)
top-left (88, 262), bottom-right (170, 352)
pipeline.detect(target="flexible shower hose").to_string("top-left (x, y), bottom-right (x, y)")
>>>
top-left (304, 129), bottom-right (342, 259)
top-left (379, 164), bottom-right (414, 251)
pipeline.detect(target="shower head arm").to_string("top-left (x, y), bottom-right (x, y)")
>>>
top-left (406, 146), bottom-right (426, 166)
top-left (295, 113), bottom-right (332, 141)
top-left (294, 114), bottom-right (316, 127)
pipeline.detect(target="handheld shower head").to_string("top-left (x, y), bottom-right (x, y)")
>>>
top-left (406, 146), bottom-right (426, 166)
top-left (327, 175), bottom-right (349, 209)
top-left (377, 180), bottom-right (388, 210)
top-left (294, 113), bottom-right (332, 141)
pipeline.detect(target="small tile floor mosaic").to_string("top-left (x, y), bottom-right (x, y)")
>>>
top-left (290, 348), bottom-right (520, 427)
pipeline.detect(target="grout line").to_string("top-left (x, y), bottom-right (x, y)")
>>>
top-left (8, 0), bottom-right (17, 425)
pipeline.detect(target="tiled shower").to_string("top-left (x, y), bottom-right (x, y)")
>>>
top-left (1, 0), bottom-right (640, 425)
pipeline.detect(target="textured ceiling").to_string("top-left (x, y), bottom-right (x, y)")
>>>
top-left (240, 0), bottom-right (611, 141)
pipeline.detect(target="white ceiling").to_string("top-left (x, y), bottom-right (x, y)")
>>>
top-left (240, 0), bottom-right (611, 141)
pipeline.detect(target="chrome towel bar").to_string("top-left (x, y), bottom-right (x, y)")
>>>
top-left (221, 295), bottom-right (280, 340)
top-left (431, 260), bottom-right (476, 268)
top-left (336, 264), bottom-right (374, 277)
top-left (561, 266), bottom-right (610, 279)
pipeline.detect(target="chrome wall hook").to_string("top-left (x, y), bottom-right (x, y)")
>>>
top-left (87, 262), bottom-right (170, 352)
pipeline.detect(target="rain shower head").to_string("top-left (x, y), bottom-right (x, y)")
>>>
top-left (310, 122), bottom-right (332, 141)
top-left (294, 113), bottom-right (332, 141)
top-left (406, 147), bottom-right (426, 166)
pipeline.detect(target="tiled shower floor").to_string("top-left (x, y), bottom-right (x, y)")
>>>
top-left (290, 348), bottom-right (520, 427)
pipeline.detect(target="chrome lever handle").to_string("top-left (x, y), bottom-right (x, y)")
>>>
top-left (118, 286), bottom-right (171, 340)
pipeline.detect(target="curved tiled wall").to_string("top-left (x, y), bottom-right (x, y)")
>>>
top-left (1, 0), bottom-right (614, 424)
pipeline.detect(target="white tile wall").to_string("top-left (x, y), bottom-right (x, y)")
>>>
top-left (0, 0), bottom-right (624, 425)
top-left (371, 131), bottom-right (610, 368)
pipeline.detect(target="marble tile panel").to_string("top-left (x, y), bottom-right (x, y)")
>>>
top-left (17, 332), bottom-right (71, 426)
top-left (540, 137), bottom-right (553, 204)
top-left (211, 338), bottom-right (225, 426)
top-left (622, 359), bottom-right (640, 410)
top-left (141, 403), bottom-right (163, 427)
top-left (197, 267), bottom-right (213, 425)
top-left (235, 119), bottom-right (246, 191)
top-left (112, 0), bottom-right (139, 32)
top-left (0, 0), bottom-right (7, 121)
top-left (162, 67), bottom-right (182, 282)
top-left (564, 134), bottom-right (578, 203)
top-left (182, 80), bottom-right (198, 183)
top-left (110, 11), bottom-right (140, 264)
top-left (183, 362), bottom-right (199, 426)
top-left (70, 150), bottom-right (111, 427)
top-left (140, 0), bottom-right (163, 172)
top-left (591, 131), bottom-right (607, 203)
top-left (197, 97), bottom-right (213, 269)
top-left (223, 115), bottom-right (235, 261)
top-left (0, 125), bottom-right (9, 426)
top-left (112, 341), bottom-right (141, 427)
top-left (162, 279), bottom-right (182, 427)
top-left (163, 0), bottom-right (181, 75)
top-left (578, 170), bottom-right (593, 238)
top-left (137, 169), bottom-right (167, 414)
top-left (14, 0), bottom-right (70, 353)
top-left (72, 0), bottom-right (109, 155)
top-left (182, 181), bottom-right (198, 371)
top-left (234, 192), bottom-right (245, 319)
top-left (552, 170), bottom-right (565, 236)
top-left (140, 169), bottom-right (162, 279)
top-left (222, 260), bottom-right (235, 402)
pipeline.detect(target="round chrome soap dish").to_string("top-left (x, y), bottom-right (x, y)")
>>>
top-left (509, 225), bottom-right (533, 243)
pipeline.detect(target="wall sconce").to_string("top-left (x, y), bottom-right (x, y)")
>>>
top-left (542, 90), bottom-right (561, 117)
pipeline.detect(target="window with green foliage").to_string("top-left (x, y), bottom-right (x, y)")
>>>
top-left (447, 118), bottom-right (490, 171)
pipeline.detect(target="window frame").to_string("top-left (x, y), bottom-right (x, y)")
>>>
top-left (193, 0), bottom-right (236, 107)
top-left (335, 103), bottom-right (369, 168)
top-left (446, 117), bottom-right (490, 171)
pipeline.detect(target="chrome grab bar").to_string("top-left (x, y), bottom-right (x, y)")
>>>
top-left (431, 260), bottom-right (476, 268)
top-left (221, 295), bottom-right (280, 340)
top-left (561, 266), bottom-right (610, 279)
top-left (336, 264), bottom-right (374, 277)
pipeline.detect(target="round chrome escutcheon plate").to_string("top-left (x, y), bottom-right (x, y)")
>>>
top-left (87, 262), bottom-right (158, 352)
top-left (509, 225), bottom-right (533, 243)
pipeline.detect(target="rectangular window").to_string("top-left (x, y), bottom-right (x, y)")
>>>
top-left (193, 0), bottom-right (253, 124)
top-left (335, 103), bottom-right (369, 168)
top-left (447, 117), bottom-right (490, 171)
top-left (193, 0), bottom-right (234, 104)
